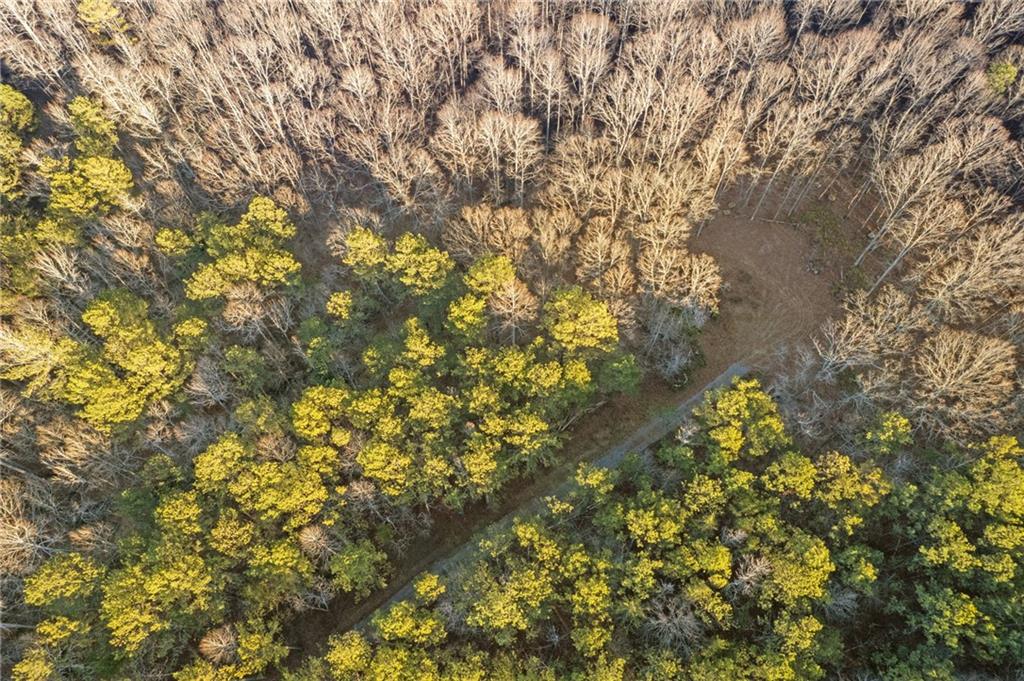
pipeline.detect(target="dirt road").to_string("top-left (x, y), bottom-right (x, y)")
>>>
top-left (348, 361), bottom-right (750, 630)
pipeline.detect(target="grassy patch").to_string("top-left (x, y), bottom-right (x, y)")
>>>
top-left (797, 203), bottom-right (850, 255)
top-left (798, 201), bottom-right (876, 295)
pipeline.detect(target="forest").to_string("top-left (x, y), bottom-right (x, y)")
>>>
top-left (0, 1), bottom-right (1021, 680)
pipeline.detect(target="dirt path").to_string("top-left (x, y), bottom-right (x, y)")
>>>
top-left (286, 195), bottom-right (840, 659)
top-left (346, 361), bottom-right (750, 632)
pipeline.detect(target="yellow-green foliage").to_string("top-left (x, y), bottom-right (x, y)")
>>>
top-left (0, 84), bottom-right (35, 134)
top-left (986, 61), bottom-right (1018, 95)
top-left (343, 226), bottom-right (389, 278)
top-left (0, 128), bottom-right (23, 200)
top-left (413, 573), bottom-right (446, 604)
top-left (464, 254), bottom-right (515, 295)
top-left (244, 539), bottom-right (315, 610)
top-left (295, 243), bottom-right (629, 504)
top-left (37, 98), bottom-right (133, 220)
top-left (386, 232), bottom-right (455, 295)
top-left (54, 290), bottom-right (196, 431)
top-left (23, 553), bottom-right (105, 607)
top-left (0, 96), bottom-right (135, 297)
top-left (194, 432), bottom-right (335, 531)
top-left (0, 296), bottom-right (202, 432)
top-left (173, 619), bottom-right (287, 681)
top-left (374, 599), bottom-right (447, 645)
top-left (325, 631), bottom-right (372, 677)
top-left (67, 96), bottom-right (118, 156)
top-left (77, 0), bottom-right (129, 38)
top-left (11, 231), bottom-right (636, 680)
top-left (864, 411), bottom-right (913, 456)
top-left (446, 293), bottom-right (487, 338)
top-left (42, 154), bottom-right (133, 219)
top-left (154, 227), bottom-right (195, 255)
top-left (291, 381), bottom-right (924, 678)
top-left (542, 286), bottom-right (619, 353)
top-left (0, 84), bottom-right (35, 200)
top-left (100, 552), bottom-right (217, 654)
top-left (11, 648), bottom-right (56, 681)
top-left (343, 228), bottom-right (456, 296)
top-left (326, 290), bottom-right (353, 319)
top-left (291, 385), bottom-right (348, 441)
top-left (183, 196), bottom-right (301, 300)
top-left (329, 539), bottom-right (389, 598)
top-left (695, 377), bottom-right (791, 463)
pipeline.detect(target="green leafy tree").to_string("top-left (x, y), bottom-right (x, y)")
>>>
top-left (343, 227), bottom-right (389, 281)
top-left (373, 599), bottom-right (447, 646)
top-left (324, 631), bottom-right (372, 678)
top-left (67, 96), bottom-right (119, 156)
top-left (0, 83), bottom-right (35, 133)
top-left (542, 287), bottom-right (619, 354)
top-left (0, 84), bottom-right (35, 200)
top-left (243, 539), bottom-right (314, 612)
top-left (77, 0), bottom-right (130, 40)
top-left (693, 377), bottom-right (791, 464)
top-left (180, 196), bottom-right (301, 300)
top-left (42, 154), bottom-right (133, 220)
top-left (986, 61), bottom-right (1019, 95)
top-left (329, 540), bottom-right (389, 598)
top-left (873, 435), bottom-right (1024, 674)
top-left (194, 432), bottom-right (334, 531)
top-left (52, 290), bottom-right (198, 431)
top-left (386, 232), bottom-right (455, 296)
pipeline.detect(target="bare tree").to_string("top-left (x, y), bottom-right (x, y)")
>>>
top-left (964, 0), bottom-right (1024, 52)
top-left (443, 203), bottom-right (532, 267)
top-left (488, 277), bottom-right (539, 345)
top-left (859, 117), bottom-right (1011, 266)
top-left (918, 216), bottom-right (1024, 325)
top-left (792, 0), bottom-right (867, 37)
top-left (814, 287), bottom-right (930, 382)
top-left (561, 11), bottom-right (618, 125)
top-left (910, 328), bottom-right (1018, 440)
top-left (871, 198), bottom-right (965, 293)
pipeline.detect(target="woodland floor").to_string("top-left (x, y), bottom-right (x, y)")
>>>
top-left (284, 183), bottom-right (863, 662)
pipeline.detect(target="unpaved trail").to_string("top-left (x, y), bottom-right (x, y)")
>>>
top-left (347, 361), bottom-right (750, 632)
top-left (287, 195), bottom-right (840, 658)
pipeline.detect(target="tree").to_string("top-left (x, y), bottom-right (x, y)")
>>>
top-left (542, 287), bottom-right (618, 355)
top-left (693, 378), bottom-right (791, 464)
top-left (8, 5), bottom-right (1023, 679)
top-left (0, 84), bottom-right (35, 133)
top-left (562, 12), bottom-right (618, 124)
top-left (876, 435), bottom-right (1024, 674)
top-left (42, 154), bottom-right (133, 221)
top-left (50, 290), bottom-right (199, 431)
top-left (909, 329), bottom-right (1017, 440)
top-left (0, 84), bottom-right (35, 201)
top-left (386, 232), bottom-right (455, 296)
top-left (918, 217), bottom-right (1024, 325)
top-left (324, 631), bottom-right (372, 678)
top-left (986, 60), bottom-right (1018, 95)
top-left (175, 196), bottom-right (301, 301)
top-left (194, 432), bottom-right (335, 531)
top-left (76, 0), bottom-right (129, 41)
top-left (871, 198), bottom-right (964, 293)
top-left (67, 96), bottom-right (118, 156)
top-left (329, 540), bottom-right (389, 598)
